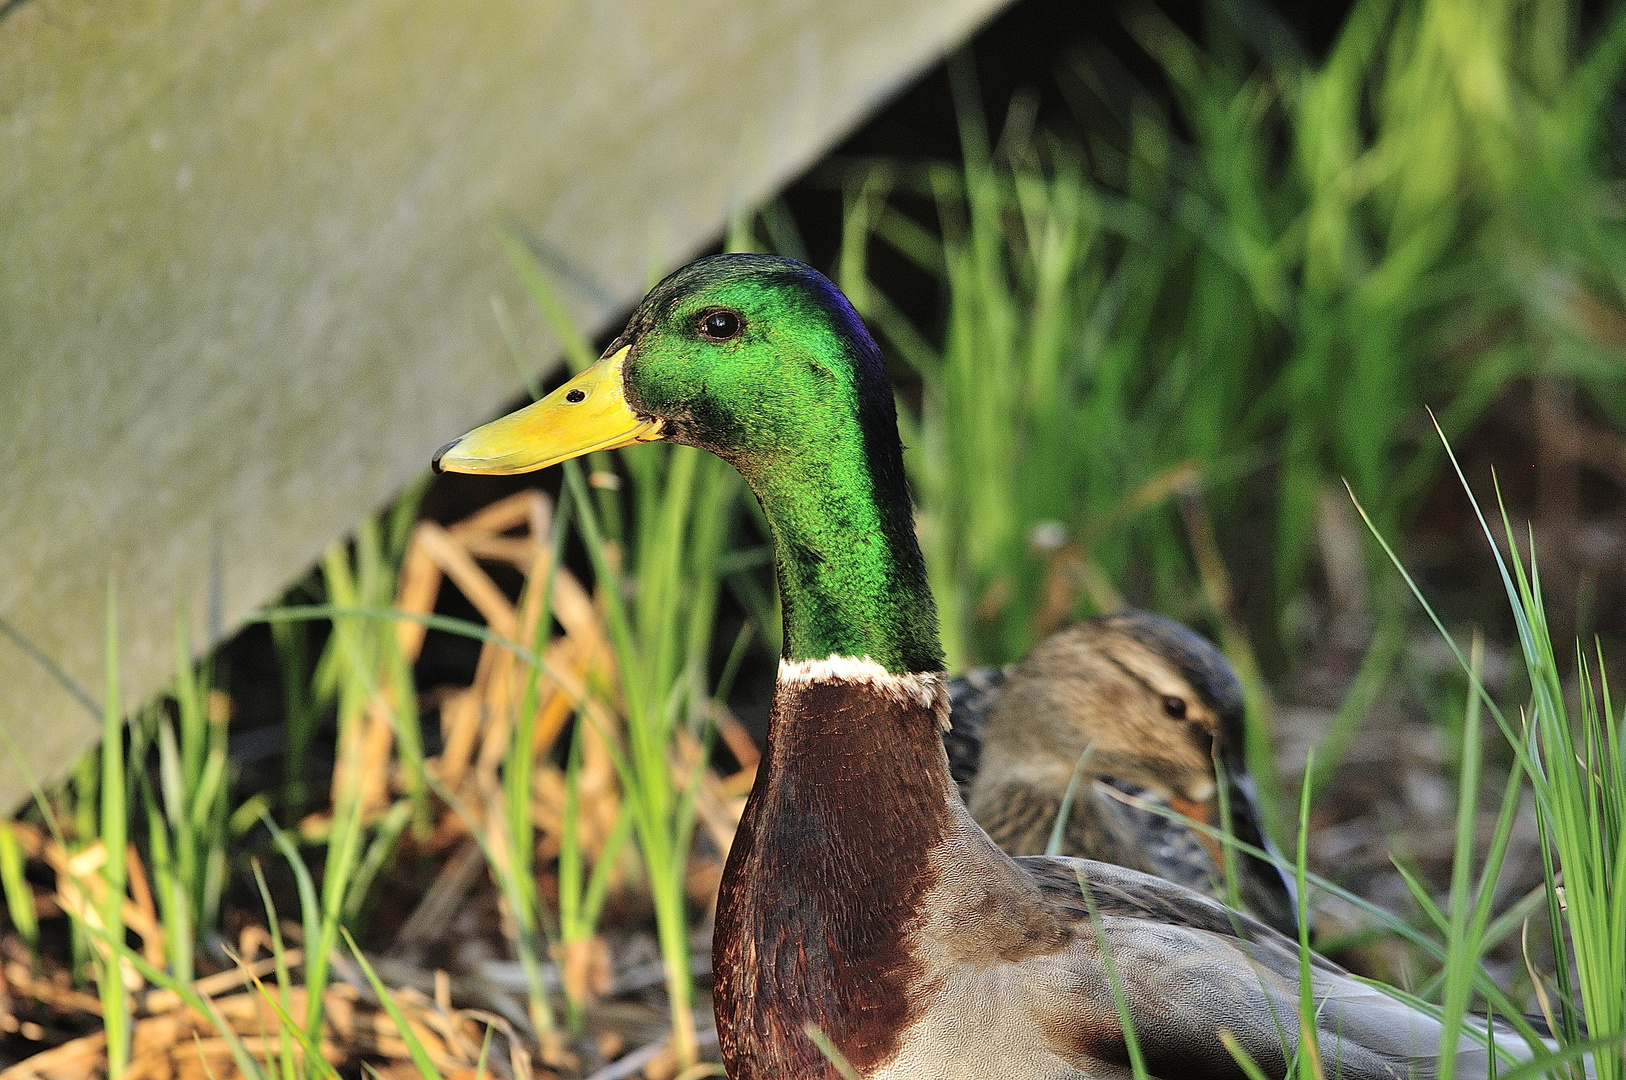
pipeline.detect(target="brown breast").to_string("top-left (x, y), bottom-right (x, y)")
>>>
top-left (713, 671), bottom-right (959, 1079)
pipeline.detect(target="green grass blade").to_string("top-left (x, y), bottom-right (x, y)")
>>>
top-left (101, 584), bottom-right (129, 1080)
top-left (342, 928), bottom-right (446, 1080)
top-left (0, 823), bottom-right (37, 947)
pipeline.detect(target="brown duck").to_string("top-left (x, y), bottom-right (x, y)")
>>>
top-left (943, 610), bottom-right (1302, 936)
top-left (435, 254), bottom-right (1577, 1080)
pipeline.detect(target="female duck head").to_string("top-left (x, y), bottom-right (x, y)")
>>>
top-left (435, 254), bottom-right (942, 675)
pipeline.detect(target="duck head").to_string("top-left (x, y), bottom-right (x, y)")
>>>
top-left (975, 610), bottom-right (1244, 809)
top-left (435, 254), bottom-right (942, 674)
top-left (437, 255), bottom-right (883, 473)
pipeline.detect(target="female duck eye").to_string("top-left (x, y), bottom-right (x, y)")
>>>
top-left (565, 388), bottom-right (586, 403)
top-left (699, 310), bottom-right (741, 341)
top-left (1161, 695), bottom-right (1187, 720)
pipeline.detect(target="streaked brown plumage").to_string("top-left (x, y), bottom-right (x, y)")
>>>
top-left (942, 610), bottom-right (1302, 936)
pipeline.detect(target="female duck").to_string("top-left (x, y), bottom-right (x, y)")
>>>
top-left (436, 254), bottom-right (1562, 1080)
top-left (947, 610), bottom-right (1301, 936)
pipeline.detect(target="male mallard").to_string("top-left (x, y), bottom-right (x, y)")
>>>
top-left (944, 611), bottom-right (1302, 937)
top-left (436, 255), bottom-right (1565, 1080)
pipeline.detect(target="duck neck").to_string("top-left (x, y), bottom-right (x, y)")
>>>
top-left (742, 401), bottom-right (942, 675)
top-left (713, 372), bottom-right (964, 1076)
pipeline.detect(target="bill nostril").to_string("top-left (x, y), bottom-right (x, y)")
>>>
top-left (565, 388), bottom-right (587, 403)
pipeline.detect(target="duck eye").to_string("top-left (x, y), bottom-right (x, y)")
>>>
top-left (698, 310), bottom-right (742, 341)
top-left (1162, 695), bottom-right (1187, 720)
top-left (565, 388), bottom-right (586, 403)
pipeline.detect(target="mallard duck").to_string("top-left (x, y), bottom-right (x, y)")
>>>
top-left (944, 611), bottom-right (1302, 937)
top-left (435, 254), bottom-right (1568, 1080)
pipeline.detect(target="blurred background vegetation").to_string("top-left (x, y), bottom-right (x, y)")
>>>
top-left (4, 0), bottom-right (1626, 1076)
top-left (808, 0), bottom-right (1626, 676)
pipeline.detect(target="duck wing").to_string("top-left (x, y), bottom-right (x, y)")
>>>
top-left (1012, 857), bottom-right (1555, 1080)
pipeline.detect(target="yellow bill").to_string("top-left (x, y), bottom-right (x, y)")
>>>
top-left (433, 346), bottom-right (662, 475)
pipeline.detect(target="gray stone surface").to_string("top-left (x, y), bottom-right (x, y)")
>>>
top-left (0, 0), bottom-right (1008, 809)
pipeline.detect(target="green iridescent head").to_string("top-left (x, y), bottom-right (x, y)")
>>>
top-left (435, 254), bottom-right (942, 674)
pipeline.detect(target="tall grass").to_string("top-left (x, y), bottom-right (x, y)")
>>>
top-left (490, 494), bottom-right (571, 1047)
top-left (1478, 495), bottom-right (1623, 1080)
top-left (0, 821), bottom-right (37, 950)
top-left (1349, 428), bottom-right (1626, 1077)
top-left (270, 615), bottom-right (319, 818)
top-left (506, 237), bottom-right (748, 1070)
top-left (136, 613), bottom-right (231, 986)
top-left (834, 0), bottom-right (1626, 678)
top-left (313, 485), bottom-right (431, 835)
top-left (98, 589), bottom-right (129, 1080)
top-left (562, 450), bottom-right (741, 1069)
